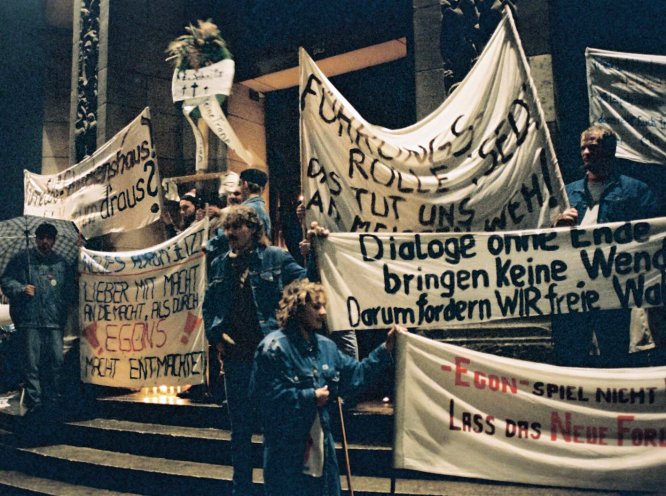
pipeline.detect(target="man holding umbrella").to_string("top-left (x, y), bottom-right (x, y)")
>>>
top-left (1, 222), bottom-right (77, 413)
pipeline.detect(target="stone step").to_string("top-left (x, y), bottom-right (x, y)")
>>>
top-left (0, 391), bottom-right (619, 495)
top-left (61, 417), bottom-right (393, 477)
top-left (93, 392), bottom-right (394, 445)
top-left (0, 469), bottom-right (142, 496)
top-left (2, 431), bottom-right (606, 496)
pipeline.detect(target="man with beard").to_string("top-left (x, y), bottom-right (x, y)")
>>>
top-left (203, 205), bottom-right (324, 495)
top-left (553, 124), bottom-right (660, 367)
top-left (178, 193), bottom-right (204, 230)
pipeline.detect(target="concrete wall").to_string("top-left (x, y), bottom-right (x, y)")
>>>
top-left (411, 0), bottom-right (557, 129)
top-left (42, 26), bottom-right (73, 174)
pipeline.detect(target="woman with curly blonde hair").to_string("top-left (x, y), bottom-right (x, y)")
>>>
top-left (275, 279), bottom-right (326, 329)
top-left (251, 279), bottom-right (405, 496)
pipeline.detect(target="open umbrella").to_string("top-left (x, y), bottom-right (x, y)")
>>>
top-left (0, 215), bottom-right (81, 281)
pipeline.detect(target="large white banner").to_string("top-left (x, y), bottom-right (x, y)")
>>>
top-left (79, 221), bottom-right (207, 388)
top-left (317, 218), bottom-right (666, 331)
top-left (300, 10), bottom-right (566, 233)
top-left (586, 47), bottom-right (666, 165)
top-left (394, 332), bottom-right (666, 491)
top-left (24, 108), bottom-right (162, 239)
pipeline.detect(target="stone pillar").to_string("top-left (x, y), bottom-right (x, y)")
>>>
top-left (411, 0), bottom-right (556, 134)
top-left (412, 0), bottom-right (447, 120)
top-left (69, 0), bottom-right (194, 249)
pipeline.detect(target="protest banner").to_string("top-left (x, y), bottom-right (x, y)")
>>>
top-left (316, 217), bottom-right (666, 331)
top-left (394, 331), bottom-right (666, 491)
top-left (79, 220), bottom-right (207, 387)
top-left (24, 108), bottom-right (162, 239)
top-left (299, 10), bottom-right (566, 233)
top-left (586, 48), bottom-right (666, 165)
top-left (172, 58), bottom-right (263, 170)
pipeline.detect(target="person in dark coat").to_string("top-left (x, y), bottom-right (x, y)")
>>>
top-left (1, 223), bottom-right (76, 411)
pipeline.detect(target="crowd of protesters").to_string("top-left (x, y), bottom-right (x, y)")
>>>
top-left (1, 123), bottom-right (665, 494)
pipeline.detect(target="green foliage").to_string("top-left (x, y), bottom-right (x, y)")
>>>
top-left (166, 19), bottom-right (232, 72)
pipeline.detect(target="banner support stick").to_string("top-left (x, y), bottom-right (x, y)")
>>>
top-left (338, 398), bottom-right (354, 496)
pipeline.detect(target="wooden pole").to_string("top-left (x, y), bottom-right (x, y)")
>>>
top-left (167, 170), bottom-right (234, 184)
top-left (337, 398), bottom-right (354, 496)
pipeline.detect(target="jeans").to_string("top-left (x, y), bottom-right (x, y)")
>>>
top-left (22, 326), bottom-right (64, 408)
top-left (224, 360), bottom-right (257, 495)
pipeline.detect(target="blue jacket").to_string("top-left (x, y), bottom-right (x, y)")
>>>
top-left (250, 326), bottom-right (391, 496)
top-left (1, 248), bottom-right (76, 328)
top-left (203, 245), bottom-right (307, 344)
top-left (566, 173), bottom-right (660, 224)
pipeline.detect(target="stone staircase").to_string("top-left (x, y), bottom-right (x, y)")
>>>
top-left (0, 320), bottom-right (625, 496)
top-left (0, 390), bottom-right (394, 495)
top-left (0, 389), bottom-right (619, 496)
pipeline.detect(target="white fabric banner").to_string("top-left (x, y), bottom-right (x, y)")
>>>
top-left (197, 95), bottom-right (261, 167)
top-left (394, 332), bottom-right (666, 491)
top-left (586, 47), bottom-right (666, 165)
top-left (78, 221), bottom-right (208, 387)
top-left (316, 217), bottom-right (666, 331)
top-left (171, 59), bottom-right (235, 102)
top-left (24, 108), bottom-right (162, 239)
top-left (172, 59), bottom-right (263, 170)
top-left (300, 10), bottom-right (566, 233)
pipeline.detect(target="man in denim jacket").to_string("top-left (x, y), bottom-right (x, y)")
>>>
top-left (1, 223), bottom-right (76, 411)
top-left (553, 124), bottom-right (660, 367)
top-left (203, 205), bottom-right (318, 495)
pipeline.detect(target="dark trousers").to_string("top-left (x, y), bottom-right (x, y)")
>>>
top-left (552, 309), bottom-right (631, 368)
top-left (224, 360), bottom-right (256, 496)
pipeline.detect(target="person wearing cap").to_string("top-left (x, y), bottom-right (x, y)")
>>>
top-left (240, 168), bottom-right (272, 239)
top-left (1, 223), bottom-right (76, 414)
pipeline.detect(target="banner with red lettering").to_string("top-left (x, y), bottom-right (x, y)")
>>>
top-left (299, 9), bottom-right (566, 233)
top-left (78, 220), bottom-right (207, 387)
top-left (394, 332), bottom-right (666, 491)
